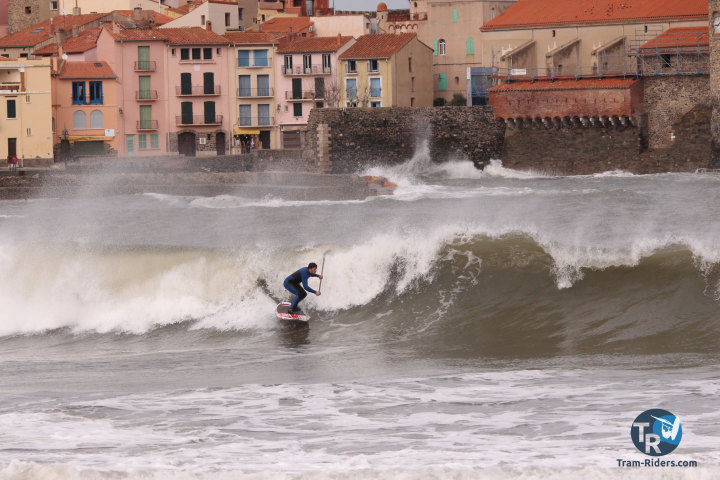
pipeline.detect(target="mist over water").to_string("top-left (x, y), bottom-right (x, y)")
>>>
top-left (1, 149), bottom-right (720, 479)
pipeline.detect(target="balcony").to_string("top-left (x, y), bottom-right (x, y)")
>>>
top-left (176, 114), bottom-right (223, 126)
top-left (237, 87), bottom-right (274, 98)
top-left (283, 64), bottom-right (332, 76)
top-left (176, 85), bottom-right (221, 96)
top-left (134, 61), bottom-right (157, 72)
top-left (137, 120), bottom-right (159, 130)
top-left (0, 82), bottom-right (21, 93)
top-left (136, 90), bottom-right (159, 101)
top-left (285, 90), bottom-right (325, 101)
top-left (237, 116), bottom-right (275, 127)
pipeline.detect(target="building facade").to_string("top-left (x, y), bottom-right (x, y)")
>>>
top-left (0, 58), bottom-right (53, 165)
top-left (338, 33), bottom-right (433, 108)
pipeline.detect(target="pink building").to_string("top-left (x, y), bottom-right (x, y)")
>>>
top-left (97, 23), bottom-right (231, 157)
top-left (275, 35), bottom-right (354, 148)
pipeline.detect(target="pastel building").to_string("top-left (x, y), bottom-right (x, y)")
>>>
top-left (52, 60), bottom-right (119, 156)
top-left (276, 35), bottom-right (354, 148)
top-left (97, 24), bottom-right (232, 157)
top-left (225, 31), bottom-right (279, 151)
top-left (161, 0), bottom-right (258, 34)
top-left (338, 33), bottom-right (433, 108)
top-left (0, 58), bottom-right (53, 165)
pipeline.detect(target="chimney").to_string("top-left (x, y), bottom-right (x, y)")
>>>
top-left (337, 32), bottom-right (341, 46)
top-left (206, 20), bottom-right (212, 31)
top-left (71, 25), bottom-right (79, 37)
top-left (51, 56), bottom-right (58, 73)
top-left (72, 7), bottom-right (81, 15)
top-left (134, 7), bottom-right (143, 21)
top-left (112, 21), bottom-right (121, 34)
top-left (188, 1), bottom-right (196, 12)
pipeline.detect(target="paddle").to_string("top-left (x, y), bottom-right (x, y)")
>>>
top-left (318, 250), bottom-right (330, 292)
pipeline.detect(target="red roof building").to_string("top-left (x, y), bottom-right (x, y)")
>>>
top-left (339, 33), bottom-right (416, 59)
top-left (258, 17), bottom-right (314, 37)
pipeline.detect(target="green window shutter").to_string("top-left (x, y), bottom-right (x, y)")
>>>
top-left (138, 133), bottom-right (147, 150)
top-left (466, 37), bottom-right (475, 55)
top-left (452, 9), bottom-right (458, 23)
top-left (438, 74), bottom-right (447, 91)
top-left (150, 133), bottom-right (159, 149)
top-left (433, 39), bottom-right (438, 56)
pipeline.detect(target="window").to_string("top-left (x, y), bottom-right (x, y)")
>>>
top-left (293, 103), bottom-right (302, 117)
top-left (137, 46), bottom-right (150, 70)
top-left (52, 117), bottom-right (55, 132)
top-left (217, 48), bottom-right (221, 55)
top-left (411, 77), bottom-right (415, 91)
top-left (26, 127), bottom-right (31, 136)
top-left (452, 8), bottom-right (458, 23)
top-left (346, 60), bottom-right (357, 73)
top-left (203, 48), bottom-right (212, 60)
top-left (201, 15), bottom-right (206, 25)
top-left (181, 48), bottom-right (190, 60)
top-left (303, 54), bottom-right (312, 74)
top-left (139, 105), bottom-right (152, 129)
top-left (138, 133), bottom-right (148, 150)
top-left (203, 72), bottom-right (214, 94)
top-left (72, 81), bottom-right (86, 104)
top-left (172, 48), bottom-right (176, 56)
top-left (438, 73), bottom-right (447, 90)
top-left (150, 133), bottom-right (159, 149)
top-left (661, 54), bottom-right (672, 68)
top-left (25, 95), bottom-right (31, 103)
top-left (89, 81), bottom-right (103, 104)
top-left (180, 72), bottom-right (192, 95)
top-left (89, 110), bottom-right (103, 129)
top-left (411, 97), bottom-right (415, 107)
top-left (370, 101), bottom-right (381, 108)
top-left (72, 110), bottom-right (86, 129)
top-left (370, 78), bottom-right (381, 98)
top-left (258, 104), bottom-right (270, 126)
top-left (238, 8), bottom-right (243, 20)
top-left (284, 55), bottom-right (293, 73)
top-left (466, 37), bottom-right (475, 55)
top-left (181, 102), bottom-right (193, 124)
top-left (25, 6), bottom-right (32, 14)
top-left (238, 50), bottom-right (250, 67)
top-left (433, 40), bottom-right (438, 56)
top-left (257, 74), bottom-right (270, 96)
top-left (225, 13), bottom-right (230, 26)
top-left (345, 78), bottom-right (357, 98)
top-left (552, 30), bottom-right (556, 37)
top-left (204, 101), bottom-right (216, 123)
top-left (139, 76), bottom-right (151, 99)
top-left (50, 1), bottom-right (58, 10)
top-left (322, 53), bottom-right (331, 73)
top-left (254, 50), bottom-right (269, 67)
top-left (368, 59), bottom-right (379, 72)
top-left (239, 104), bottom-right (251, 125)
top-left (238, 75), bottom-right (251, 96)
top-left (408, 57), bottom-right (412, 72)
top-left (439, 39), bottom-right (446, 55)
top-left (192, 48), bottom-right (201, 60)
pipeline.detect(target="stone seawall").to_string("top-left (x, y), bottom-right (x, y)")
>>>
top-left (305, 106), bottom-right (505, 173)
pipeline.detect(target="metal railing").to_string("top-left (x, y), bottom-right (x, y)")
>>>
top-left (176, 115), bottom-right (223, 126)
top-left (137, 120), bottom-right (159, 130)
top-left (134, 61), bottom-right (156, 72)
top-left (136, 90), bottom-right (158, 100)
top-left (237, 116), bottom-right (274, 127)
top-left (285, 90), bottom-right (324, 100)
top-left (237, 87), bottom-right (274, 98)
top-left (283, 65), bottom-right (332, 75)
top-left (176, 85), bottom-right (221, 96)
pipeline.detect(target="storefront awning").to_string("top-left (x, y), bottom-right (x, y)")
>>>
top-left (65, 136), bottom-right (114, 142)
top-left (234, 128), bottom-right (260, 135)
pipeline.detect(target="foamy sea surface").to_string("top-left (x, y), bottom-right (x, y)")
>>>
top-left (1, 147), bottom-right (719, 479)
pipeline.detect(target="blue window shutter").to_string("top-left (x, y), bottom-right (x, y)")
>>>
top-left (452, 9), bottom-right (458, 23)
top-left (433, 39), bottom-right (438, 56)
top-left (237, 50), bottom-right (250, 67)
top-left (466, 37), bottom-right (475, 55)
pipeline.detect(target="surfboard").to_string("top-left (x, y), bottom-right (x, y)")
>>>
top-left (276, 302), bottom-right (310, 322)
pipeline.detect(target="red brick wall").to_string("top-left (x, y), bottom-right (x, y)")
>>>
top-left (490, 82), bottom-right (643, 120)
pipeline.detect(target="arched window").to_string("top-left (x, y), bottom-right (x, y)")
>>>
top-left (73, 110), bottom-right (86, 129)
top-left (438, 39), bottom-right (446, 55)
top-left (89, 110), bottom-right (103, 129)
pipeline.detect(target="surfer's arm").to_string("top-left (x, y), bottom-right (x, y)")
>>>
top-left (301, 271), bottom-right (318, 294)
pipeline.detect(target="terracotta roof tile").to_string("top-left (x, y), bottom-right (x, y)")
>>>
top-left (223, 31), bottom-right (280, 44)
top-left (482, 0), bottom-right (707, 30)
top-left (278, 35), bottom-right (353, 53)
top-left (638, 26), bottom-right (708, 51)
top-left (58, 60), bottom-right (116, 79)
top-left (259, 16), bottom-right (313, 34)
top-left (489, 78), bottom-right (639, 92)
top-left (0, 13), bottom-right (105, 47)
top-left (105, 25), bottom-right (229, 45)
top-left (113, 10), bottom-right (174, 25)
top-left (339, 33), bottom-right (417, 59)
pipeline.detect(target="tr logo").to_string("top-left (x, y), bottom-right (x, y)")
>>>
top-left (631, 409), bottom-right (682, 456)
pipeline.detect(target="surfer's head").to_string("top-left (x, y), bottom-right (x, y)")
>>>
top-left (308, 262), bottom-right (318, 273)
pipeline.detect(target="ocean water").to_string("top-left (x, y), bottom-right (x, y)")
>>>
top-left (1, 147), bottom-right (719, 479)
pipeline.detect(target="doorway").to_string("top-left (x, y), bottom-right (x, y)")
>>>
top-left (216, 131), bottom-right (226, 156)
top-left (178, 132), bottom-right (196, 157)
top-left (7, 138), bottom-right (17, 159)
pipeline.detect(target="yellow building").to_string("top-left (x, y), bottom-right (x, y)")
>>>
top-left (0, 58), bottom-right (53, 166)
top-left (338, 33), bottom-right (433, 108)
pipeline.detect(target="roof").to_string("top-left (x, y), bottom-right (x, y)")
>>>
top-left (223, 31), bottom-right (280, 44)
top-left (58, 61), bottom-right (116, 79)
top-left (104, 25), bottom-right (229, 45)
top-left (34, 27), bottom-right (102, 55)
top-left (278, 35), bottom-right (353, 53)
top-left (259, 16), bottom-right (313, 34)
top-left (0, 13), bottom-right (105, 48)
top-left (638, 26), bottom-right (708, 51)
top-left (113, 10), bottom-right (174, 25)
top-left (339, 33), bottom-right (416, 59)
top-left (167, 0), bottom-right (238, 16)
top-left (489, 77), bottom-right (640, 92)
top-left (482, 0), bottom-right (708, 30)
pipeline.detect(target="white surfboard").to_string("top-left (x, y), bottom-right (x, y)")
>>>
top-left (276, 302), bottom-right (310, 322)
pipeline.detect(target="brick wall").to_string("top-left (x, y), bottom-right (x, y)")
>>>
top-left (8, 0), bottom-right (42, 33)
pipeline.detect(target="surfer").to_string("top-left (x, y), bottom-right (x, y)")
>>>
top-left (283, 262), bottom-right (323, 314)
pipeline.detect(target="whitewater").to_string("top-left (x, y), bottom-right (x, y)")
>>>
top-left (1, 147), bottom-right (719, 479)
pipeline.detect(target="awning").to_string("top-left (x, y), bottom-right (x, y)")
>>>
top-left (234, 128), bottom-right (260, 135)
top-left (65, 136), bottom-right (114, 142)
